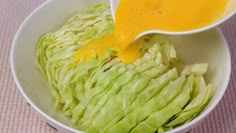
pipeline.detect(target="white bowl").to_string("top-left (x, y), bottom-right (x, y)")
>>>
top-left (110, 0), bottom-right (236, 38)
top-left (10, 0), bottom-right (231, 133)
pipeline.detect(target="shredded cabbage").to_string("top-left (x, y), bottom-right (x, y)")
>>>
top-left (36, 3), bottom-right (213, 133)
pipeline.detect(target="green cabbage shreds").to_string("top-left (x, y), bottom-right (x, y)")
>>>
top-left (36, 4), bottom-right (114, 110)
top-left (36, 3), bottom-right (213, 133)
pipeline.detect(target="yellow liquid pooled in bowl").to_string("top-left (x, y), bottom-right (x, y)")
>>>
top-left (75, 0), bottom-right (228, 64)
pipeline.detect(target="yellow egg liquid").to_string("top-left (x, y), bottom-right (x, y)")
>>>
top-left (75, 0), bottom-right (228, 64)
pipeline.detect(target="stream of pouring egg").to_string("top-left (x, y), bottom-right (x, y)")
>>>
top-left (74, 0), bottom-right (228, 64)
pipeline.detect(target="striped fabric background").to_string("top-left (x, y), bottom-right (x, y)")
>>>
top-left (0, 0), bottom-right (235, 133)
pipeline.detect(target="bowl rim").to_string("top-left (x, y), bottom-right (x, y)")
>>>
top-left (10, 0), bottom-right (232, 133)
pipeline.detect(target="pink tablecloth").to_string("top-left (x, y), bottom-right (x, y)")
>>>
top-left (0, 0), bottom-right (235, 133)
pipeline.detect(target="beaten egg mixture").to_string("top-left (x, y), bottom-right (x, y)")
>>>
top-left (75, 0), bottom-right (228, 64)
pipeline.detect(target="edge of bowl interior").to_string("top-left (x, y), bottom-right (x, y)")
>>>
top-left (10, 0), bottom-right (83, 133)
top-left (166, 28), bottom-right (231, 133)
top-left (10, 0), bottom-right (232, 133)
